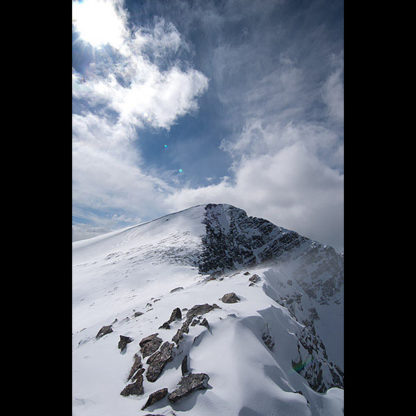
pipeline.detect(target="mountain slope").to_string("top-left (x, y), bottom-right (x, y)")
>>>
top-left (72, 203), bottom-right (344, 416)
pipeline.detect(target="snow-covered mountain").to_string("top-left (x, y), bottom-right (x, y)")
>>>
top-left (73, 203), bottom-right (344, 416)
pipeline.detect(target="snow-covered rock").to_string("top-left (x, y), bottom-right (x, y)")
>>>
top-left (73, 203), bottom-right (343, 416)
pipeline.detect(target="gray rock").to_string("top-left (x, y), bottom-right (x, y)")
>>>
top-left (146, 341), bottom-right (174, 382)
top-left (199, 318), bottom-right (210, 329)
top-left (139, 333), bottom-right (163, 358)
top-left (141, 388), bottom-right (168, 410)
top-left (220, 292), bottom-right (240, 303)
top-left (186, 303), bottom-right (220, 320)
top-left (96, 325), bottom-right (113, 339)
top-left (169, 307), bottom-right (182, 322)
top-left (133, 311), bottom-right (143, 317)
top-left (120, 370), bottom-right (144, 396)
top-left (168, 373), bottom-right (210, 403)
top-left (170, 287), bottom-right (184, 293)
top-left (127, 353), bottom-right (143, 381)
top-left (249, 274), bottom-right (261, 283)
top-left (172, 318), bottom-right (192, 345)
top-left (118, 335), bottom-right (133, 352)
top-left (181, 355), bottom-right (189, 376)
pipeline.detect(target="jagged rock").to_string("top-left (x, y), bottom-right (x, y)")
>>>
top-left (191, 318), bottom-right (200, 326)
top-left (249, 282), bottom-right (255, 287)
top-left (140, 333), bottom-right (163, 358)
top-left (249, 274), bottom-right (261, 283)
top-left (131, 367), bottom-right (145, 382)
top-left (170, 287), bottom-right (184, 293)
top-left (262, 333), bottom-right (275, 350)
top-left (172, 318), bottom-right (192, 345)
top-left (159, 322), bottom-right (171, 330)
top-left (160, 307), bottom-right (182, 329)
top-left (186, 303), bottom-right (220, 320)
top-left (221, 292), bottom-right (240, 303)
top-left (127, 353), bottom-right (142, 381)
top-left (96, 325), bottom-right (113, 339)
top-left (243, 271), bottom-right (250, 275)
top-left (168, 373), bottom-right (210, 403)
top-left (146, 341), bottom-right (174, 382)
top-left (141, 388), bottom-right (168, 410)
top-left (169, 307), bottom-right (182, 322)
top-left (133, 311), bottom-right (143, 317)
top-left (181, 355), bottom-right (189, 375)
top-left (199, 318), bottom-right (210, 329)
top-left (120, 370), bottom-right (144, 396)
top-left (118, 335), bottom-right (133, 352)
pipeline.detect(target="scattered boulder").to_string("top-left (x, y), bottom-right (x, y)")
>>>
top-left (146, 341), bottom-right (174, 382)
top-left (169, 307), bottom-right (182, 322)
top-left (199, 318), bottom-right (210, 330)
top-left (220, 293), bottom-right (240, 303)
top-left (139, 333), bottom-right (163, 358)
top-left (118, 335), bottom-right (133, 352)
top-left (172, 318), bottom-right (192, 345)
top-left (168, 373), bottom-right (210, 403)
top-left (249, 274), bottom-right (261, 283)
top-left (120, 370), bottom-right (144, 396)
top-left (186, 303), bottom-right (220, 320)
top-left (141, 388), bottom-right (168, 410)
top-left (158, 322), bottom-right (171, 330)
top-left (96, 325), bottom-right (113, 339)
top-left (127, 353), bottom-right (143, 381)
top-left (170, 287), bottom-right (184, 293)
top-left (181, 355), bottom-right (189, 376)
top-left (133, 311), bottom-right (143, 317)
top-left (243, 271), bottom-right (250, 275)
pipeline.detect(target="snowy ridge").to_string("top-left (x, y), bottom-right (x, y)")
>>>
top-left (73, 204), bottom-right (343, 416)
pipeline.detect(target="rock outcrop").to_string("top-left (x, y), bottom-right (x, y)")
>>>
top-left (168, 373), bottom-right (210, 403)
top-left (146, 341), bottom-right (174, 382)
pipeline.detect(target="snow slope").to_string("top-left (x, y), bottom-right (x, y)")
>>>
top-left (73, 204), bottom-right (343, 416)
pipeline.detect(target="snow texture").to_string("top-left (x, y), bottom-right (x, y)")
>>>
top-left (73, 204), bottom-right (343, 416)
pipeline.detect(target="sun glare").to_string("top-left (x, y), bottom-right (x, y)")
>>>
top-left (72, 0), bottom-right (126, 49)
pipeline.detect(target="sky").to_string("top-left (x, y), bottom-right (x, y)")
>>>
top-left (72, 0), bottom-right (344, 251)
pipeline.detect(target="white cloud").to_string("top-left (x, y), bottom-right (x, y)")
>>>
top-left (73, 4), bottom-right (208, 239)
top-left (165, 124), bottom-right (344, 250)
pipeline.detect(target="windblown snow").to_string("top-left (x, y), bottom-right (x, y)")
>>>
top-left (73, 204), bottom-right (344, 416)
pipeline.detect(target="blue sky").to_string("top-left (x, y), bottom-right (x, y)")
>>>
top-left (72, 0), bottom-right (344, 250)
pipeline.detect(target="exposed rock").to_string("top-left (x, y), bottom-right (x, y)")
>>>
top-left (168, 373), bottom-right (210, 403)
top-left (120, 370), bottom-right (144, 396)
top-left (158, 322), bottom-right (171, 330)
top-left (243, 271), bottom-right (250, 275)
top-left (169, 307), bottom-right (182, 322)
top-left (186, 303), bottom-right (220, 320)
top-left (127, 353), bottom-right (142, 381)
top-left (118, 335), bottom-right (133, 352)
top-left (199, 318), bottom-right (210, 330)
top-left (249, 274), bottom-right (261, 283)
top-left (140, 333), bottom-right (163, 358)
top-left (262, 333), bottom-right (275, 350)
top-left (141, 388), bottom-right (168, 410)
top-left (133, 311), bottom-right (143, 317)
top-left (190, 318), bottom-right (200, 326)
top-left (172, 318), bottom-right (192, 345)
top-left (170, 287), bottom-right (184, 293)
top-left (181, 355), bottom-right (189, 376)
top-left (96, 325), bottom-right (113, 339)
top-left (220, 292), bottom-right (240, 303)
top-left (249, 282), bottom-right (255, 287)
top-left (146, 341), bottom-right (174, 382)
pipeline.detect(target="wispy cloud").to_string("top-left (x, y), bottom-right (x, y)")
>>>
top-left (72, 0), bottom-right (208, 240)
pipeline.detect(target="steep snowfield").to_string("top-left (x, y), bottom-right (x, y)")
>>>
top-left (73, 204), bottom-right (343, 416)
